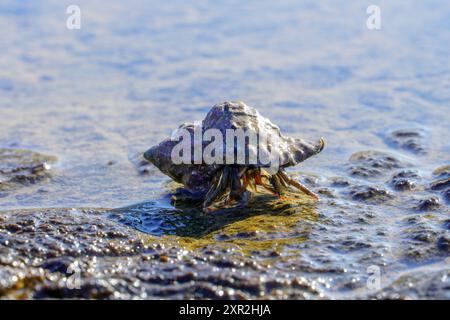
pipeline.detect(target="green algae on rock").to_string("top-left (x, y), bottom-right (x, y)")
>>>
top-left (110, 191), bottom-right (318, 257)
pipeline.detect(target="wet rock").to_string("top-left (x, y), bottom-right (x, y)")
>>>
top-left (349, 185), bottom-right (394, 203)
top-left (0, 208), bottom-right (148, 261)
top-left (0, 207), bottom-right (324, 299)
top-left (443, 189), bottom-right (450, 202)
top-left (403, 245), bottom-right (437, 262)
top-left (385, 129), bottom-right (427, 155)
top-left (40, 258), bottom-right (74, 274)
top-left (348, 150), bottom-right (405, 178)
top-left (317, 188), bottom-right (334, 198)
top-left (371, 269), bottom-right (450, 299)
top-left (0, 192), bottom-right (446, 299)
top-left (0, 149), bottom-right (56, 190)
top-left (401, 214), bottom-right (449, 261)
top-left (430, 178), bottom-right (450, 191)
top-left (332, 237), bottom-right (372, 252)
top-left (433, 165), bottom-right (450, 179)
top-left (302, 176), bottom-right (319, 186)
top-left (436, 236), bottom-right (450, 252)
top-left (443, 219), bottom-right (450, 230)
top-left (415, 197), bottom-right (440, 212)
top-left (390, 170), bottom-right (420, 191)
top-left (428, 166), bottom-right (450, 202)
top-left (329, 177), bottom-right (350, 187)
top-left (411, 230), bottom-right (436, 243)
top-left (391, 179), bottom-right (416, 191)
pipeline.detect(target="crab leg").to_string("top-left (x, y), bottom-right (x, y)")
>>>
top-left (277, 172), bottom-right (289, 188)
top-left (247, 168), bottom-right (278, 196)
top-left (229, 167), bottom-right (252, 207)
top-left (253, 169), bottom-right (278, 196)
top-left (203, 167), bottom-right (230, 209)
top-left (244, 169), bottom-right (258, 192)
top-left (242, 174), bottom-right (248, 190)
top-left (231, 167), bottom-right (249, 200)
top-left (278, 170), bottom-right (320, 201)
top-left (269, 174), bottom-right (285, 196)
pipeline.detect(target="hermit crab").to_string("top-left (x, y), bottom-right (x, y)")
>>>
top-left (144, 101), bottom-right (325, 212)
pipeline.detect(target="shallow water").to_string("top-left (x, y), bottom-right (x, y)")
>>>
top-left (0, 0), bottom-right (449, 299)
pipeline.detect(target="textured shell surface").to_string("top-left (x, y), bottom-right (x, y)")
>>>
top-left (202, 101), bottom-right (317, 169)
top-left (144, 101), bottom-right (324, 193)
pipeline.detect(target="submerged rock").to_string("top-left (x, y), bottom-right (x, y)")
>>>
top-left (444, 189), bottom-right (450, 203)
top-left (436, 236), bottom-right (450, 252)
top-left (349, 185), bottom-right (394, 204)
top-left (389, 170), bottom-right (420, 191)
top-left (430, 178), bottom-right (450, 191)
top-left (329, 176), bottom-right (351, 187)
top-left (415, 197), bottom-right (441, 212)
top-left (0, 193), bottom-right (447, 300)
top-left (429, 165), bottom-right (450, 202)
top-left (0, 150), bottom-right (447, 300)
top-left (401, 213), bottom-right (449, 261)
top-left (0, 149), bottom-right (56, 191)
top-left (385, 129), bottom-right (427, 155)
top-left (433, 165), bottom-right (450, 179)
top-left (0, 205), bottom-right (322, 299)
top-left (371, 268), bottom-right (450, 299)
top-left (348, 150), bottom-right (405, 178)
